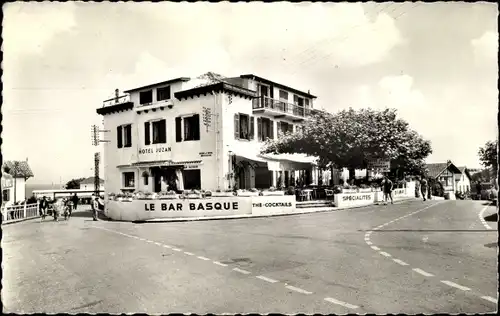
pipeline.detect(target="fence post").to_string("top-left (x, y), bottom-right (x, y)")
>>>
top-left (24, 202), bottom-right (27, 218)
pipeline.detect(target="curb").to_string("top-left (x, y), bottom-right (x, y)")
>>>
top-left (1, 216), bottom-right (40, 225)
top-left (132, 198), bottom-right (420, 224)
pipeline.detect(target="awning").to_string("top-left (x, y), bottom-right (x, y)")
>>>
top-left (261, 153), bottom-right (318, 165)
top-left (232, 151), bottom-right (268, 163)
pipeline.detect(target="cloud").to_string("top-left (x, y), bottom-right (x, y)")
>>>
top-left (471, 31), bottom-right (498, 63)
top-left (378, 74), bottom-right (426, 108)
top-left (3, 2), bottom-right (77, 57)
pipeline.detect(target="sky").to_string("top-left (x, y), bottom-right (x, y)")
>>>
top-left (2, 2), bottom-right (498, 185)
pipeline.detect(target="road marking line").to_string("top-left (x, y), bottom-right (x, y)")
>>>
top-left (379, 251), bottom-right (391, 257)
top-left (233, 268), bottom-right (251, 275)
top-left (172, 248), bottom-right (182, 252)
top-left (324, 297), bottom-right (359, 309)
top-left (155, 242), bottom-right (162, 246)
top-left (197, 256), bottom-right (210, 261)
top-left (478, 202), bottom-right (493, 230)
top-left (256, 275), bottom-right (279, 283)
top-left (481, 296), bottom-right (498, 303)
top-left (440, 280), bottom-right (471, 291)
top-left (184, 251), bottom-right (194, 256)
top-left (393, 259), bottom-right (409, 266)
top-left (213, 261), bottom-right (228, 267)
top-left (412, 268), bottom-right (434, 277)
top-left (146, 240), bottom-right (154, 243)
top-left (371, 246), bottom-right (380, 251)
top-left (366, 241), bottom-right (373, 245)
top-left (285, 285), bottom-right (313, 294)
top-left (163, 245), bottom-right (171, 248)
top-left (364, 237), bottom-right (370, 241)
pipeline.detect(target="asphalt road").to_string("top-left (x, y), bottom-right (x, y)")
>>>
top-left (2, 200), bottom-right (498, 314)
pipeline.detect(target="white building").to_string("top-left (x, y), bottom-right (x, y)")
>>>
top-left (97, 72), bottom-right (321, 194)
top-left (456, 166), bottom-right (472, 193)
top-left (79, 176), bottom-right (105, 191)
top-left (1, 160), bottom-right (34, 205)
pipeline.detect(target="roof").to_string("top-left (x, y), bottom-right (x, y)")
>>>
top-left (457, 166), bottom-right (472, 180)
top-left (174, 81), bottom-right (258, 101)
top-left (96, 101), bottom-right (134, 116)
top-left (80, 177), bottom-right (104, 184)
top-left (240, 74), bottom-right (317, 99)
top-left (425, 162), bottom-right (462, 178)
top-left (123, 77), bottom-right (190, 93)
top-left (3, 160), bottom-right (34, 178)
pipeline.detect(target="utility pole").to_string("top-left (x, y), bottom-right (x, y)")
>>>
top-left (91, 124), bottom-right (110, 197)
top-left (13, 161), bottom-right (19, 203)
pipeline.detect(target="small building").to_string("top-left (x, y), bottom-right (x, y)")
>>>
top-left (79, 177), bottom-right (105, 191)
top-left (425, 161), bottom-right (462, 194)
top-left (455, 166), bottom-right (472, 193)
top-left (1, 160), bottom-right (34, 204)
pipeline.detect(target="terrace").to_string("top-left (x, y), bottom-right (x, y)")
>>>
top-left (252, 96), bottom-right (312, 122)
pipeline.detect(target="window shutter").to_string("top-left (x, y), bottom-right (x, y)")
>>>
top-left (249, 116), bottom-right (255, 140)
top-left (257, 117), bottom-right (262, 141)
top-left (175, 117), bottom-right (182, 142)
top-left (144, 122), bottom-right (150, 145)
top-left (117, 126), bottom-right (123, 148)
top-left (193, 114), bottom-right (200, 140)
top-left (276, 121), bottom-right (282, 137)
top-left (125, 125), bottom-right (132, 147)
top-left (269, 120), bottom-right (274, 139)
top-left (160, 119), bottom-right (167, 143)
top-left (234, 114), bottom-right (240, 139)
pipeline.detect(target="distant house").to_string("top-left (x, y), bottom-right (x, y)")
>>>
top-left (425, 160), bottom-right (462, 193)
top-left (456, 166), bottom-right (472, 193)
top-left (2, 160), bottom-right (34, 204)
top-left (79, 177), bottom-right (105, 191)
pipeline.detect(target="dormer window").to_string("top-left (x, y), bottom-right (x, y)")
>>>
top-left (139, 90), bottom-right (153, 105)
top-left (157, 86), bottom-right (171, 102)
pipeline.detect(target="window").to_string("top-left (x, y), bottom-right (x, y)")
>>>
top-left (123, 172), bottom-right (135, 188)
top-left (279, 90), bottom-right (289, 111)
top-left (279, 90), bottom-right (288, 101)
top-left (139, 90), bottom-right (153, 105)
top-left (234, 113), bottom-right (254, 140)
top-left (117, 124), bottom-right (132, 148)
top-left (277, 121), bottom-right (293, 135)
top-left (184, 115), bottom-right (200, 141)
top-left (257, 117), bottom-right (274, 141)
top-left (152, 119), bottom-right (167, 144)
top-left (305, 99), bottom-right (310, 108)
top-left (144, 175), bottom-right (149, 186)
top-left (183, 169), bottom-right (201, 190)
top-left (144, 122), bottom-right (151, 145)
top-left (157, 86), bottom-right (171, 102)
top-left (175, 115), bottom-right (200, 142)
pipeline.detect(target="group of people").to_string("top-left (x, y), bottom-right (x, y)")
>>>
top-left (380, 176), bottom-right (429, 205)
top-left (38, 193), bottom-right (99, 221)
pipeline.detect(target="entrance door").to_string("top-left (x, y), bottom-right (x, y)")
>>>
top-left (153, 168), bottom-right (162, 193)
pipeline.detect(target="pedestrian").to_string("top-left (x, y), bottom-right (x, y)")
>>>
top-left (382, 176), bottom-right (394, 204)
top-left (476, 181), bottom-right (482, 200)
top-left (420, 177), bottom-right (428, 201)
top-left (91, 195), bottom-right (98, 221)
top-left (72, 193), bottom-right (79, 211)
top-left (39, 196), bottom-right (48, 221)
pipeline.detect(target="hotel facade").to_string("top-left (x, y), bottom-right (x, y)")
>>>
top-left (97, 73), bottom-right (323, 194)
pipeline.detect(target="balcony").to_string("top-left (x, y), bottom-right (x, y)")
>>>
top-left (97, 95), bottom-right (134, 116)
top-left (102, 95), bottom-right (131, 107)
top-left (252, 96), bottom-right (312, 122)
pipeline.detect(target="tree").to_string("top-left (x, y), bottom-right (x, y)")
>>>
top-left (478, 140), bottom-right (498, 173)
top-left (261, 108), bottom-right (432, 179)
top-left (65, 178), bottom-right (86, 189)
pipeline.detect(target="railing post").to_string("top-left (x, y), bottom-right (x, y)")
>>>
top-left (23, 202), bottom-right (27, 219)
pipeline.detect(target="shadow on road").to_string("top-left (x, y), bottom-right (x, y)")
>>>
top-left (359, 229), bottom-right (496, 232)
top-left (484, 213), bottom-right (498, 222)
top-left (69, 210), bottom-right (94, 218)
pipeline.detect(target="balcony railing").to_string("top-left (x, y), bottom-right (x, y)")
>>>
top-left (102, 95), bottom-right (131, 107)
top-left (252, 96), bottom-right (311, 118)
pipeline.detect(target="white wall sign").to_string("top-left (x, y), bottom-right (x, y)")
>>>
top-left (367, 158), bottom-right (390, 172)
top-left (334, 192), bottom-right (375, 208)
top-left (139, 147), bottom-right (172, 154)
top-left (199, 151), bottom-right (213, 157)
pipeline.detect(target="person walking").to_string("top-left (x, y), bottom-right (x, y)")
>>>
top-left (382, 176), bottom-right (394, 205)
top-left (39, 196), bottom-right (48, 221)
top-left (72, 193), bottom-right (79, 211)
top-left (476, 181), bottom-right (482, 200)
top-left (420, 177), bottom-right (429, 201)
top-left (91, 195), bottom-right (98, 221)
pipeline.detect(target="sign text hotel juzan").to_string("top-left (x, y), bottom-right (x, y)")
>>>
top-left (139, 147), bottom-right (172, 154)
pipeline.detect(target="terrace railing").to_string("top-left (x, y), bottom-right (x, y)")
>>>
top-left (252, 96), bottom-right (311, 118)
top-left (102, 95), bottom-right (131, 108)
top-left (1, 203), bottom-right (39, 224)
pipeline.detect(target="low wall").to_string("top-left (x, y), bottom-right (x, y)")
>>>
top-left (105, 195), bottom-right (297, 221)
top-left (334, 192), bottom-right (375, 208)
